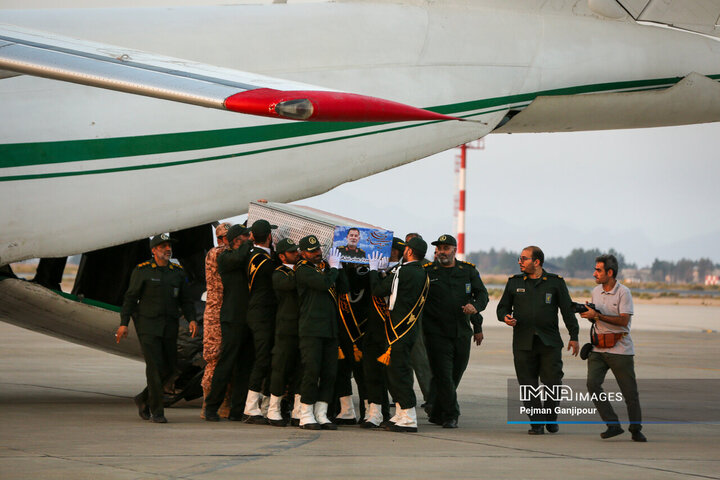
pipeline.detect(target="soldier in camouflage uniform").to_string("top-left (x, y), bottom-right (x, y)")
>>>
top-left (201, 222), bottom-right (232, 418)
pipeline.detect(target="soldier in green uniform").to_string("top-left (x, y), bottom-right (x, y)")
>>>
top-left (267, 238), bottom-right (302, 427)
top-left (368, 236), bottom-right (429, 432)
top-left (497, 245), bottom-right (579, 435)
top-left (243, 219), bottom-right (279, 424)
top-left (422, 234), bottom-right (488, 429)
top-left (116, 233), bottom-right (198, 423)
top-left (337, 227), bottom-right (366, 260)
top-left (203, 224), bottom-right (254, 422)
top-left (295, 235), bottom-right (345, 429)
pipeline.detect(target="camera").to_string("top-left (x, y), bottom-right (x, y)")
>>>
top-left (571, 302), bottom-right (597, 315)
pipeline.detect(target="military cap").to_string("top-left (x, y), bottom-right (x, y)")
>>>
top-left (250, 219), bottom-right (278, 236)
top-left (226, 224), bottom-right (249, 243)
top-left (406, 236), bottom-right (428, 257)
top-left (431, 234), bottom-right (457, 247)
top-left (215, 222), bottom-right (232, 237)
top-left (149, 233), bottom-right (177, 249)
top-left (391, 237), bottom-right (406, 251)
top-left (299, 234), bottom-right (322, 252)
top-left (276, 238), bottom-right (299, 254)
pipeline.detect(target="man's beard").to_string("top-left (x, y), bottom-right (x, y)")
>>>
top-left (437, 254), bottom-right (452, 265)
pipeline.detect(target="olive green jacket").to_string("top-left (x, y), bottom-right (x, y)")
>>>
top-left (295, 259), bottom-right (348, 338)
top-left (272, 264), bottom-right (300, 336)
top-left (422, 260), bottom-right (489, 338)
top-left (496, 270), bottom-right (579, 350)
top-left (120, 260), bottom-right (195, 337)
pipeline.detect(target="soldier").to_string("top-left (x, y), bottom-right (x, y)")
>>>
top-left (422, 234), bottom-right (489, 429)
top-left (203, 224), bottom-right (254, 422)
top-left (243, 219), bottom-right (279, 423)
top-left (333, 257), bottom-right (373, 425)
top-left (497, 245), bottom-right (579, 435)
top-left (295, 235), bottom-right (344, 430)
top-left (201, 222), bottom-right (232, 419)
top-left (267, 238), bottom-right (302, 427)
top-left (359, 238), bottom-right (406, 428)
top-left (116, 233), bottom-right (198, 423)
top-left (337, 227), bottom-right (366, 260)
top-left (368, 236), bottom-right (430, 432)
top-left (404, 233), bottom-right (433, 411)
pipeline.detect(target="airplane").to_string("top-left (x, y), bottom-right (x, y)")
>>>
top-left (1, 0), bottom-right (719, 403)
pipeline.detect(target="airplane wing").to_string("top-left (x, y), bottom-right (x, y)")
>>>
top-left (616, 0), bottom-right (720, 37)
top-left (0, 23), bottom-right (458, 123)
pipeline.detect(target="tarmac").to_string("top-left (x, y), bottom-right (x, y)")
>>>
top-left (1, 301), bottom-right (719, 480)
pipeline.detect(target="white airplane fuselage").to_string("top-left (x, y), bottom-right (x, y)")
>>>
top-left (1, 0), bottom-right (719, 265)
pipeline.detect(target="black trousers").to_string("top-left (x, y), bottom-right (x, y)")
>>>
top-left (332, 331), bottom-right (367, 417)
top-left (513, 335), bottom-right (564, 423)
top-left (425, 333), bottom-right (471, 422)
top-left (269, 333), bottom-right (301, 397)
top-left (361, 332), bottom-right (391, 420)
top-left (247, 316), bottom-right (274, 394)
top-left (299, 336), bottom-right (338, 404)
top-left (385, 329), bottom-right (418, 410)
top-left (138, 333), bottom-right (176, 417)
top-left (205, 321), bottom-right (254, 417)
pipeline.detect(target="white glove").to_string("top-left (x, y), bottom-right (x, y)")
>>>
top-left (327, 248), bottom-right (341, 269)
top-left (367, 251), bottom-right (382, 271)
top-left (378, 256), bottom-right (389, 271)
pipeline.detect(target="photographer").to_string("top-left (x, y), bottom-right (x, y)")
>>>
top-left (581, 254), bottom-right (646, 442)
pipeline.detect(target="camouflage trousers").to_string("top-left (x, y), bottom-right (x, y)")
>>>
top-left (202, 310), bottom-right (231, 418)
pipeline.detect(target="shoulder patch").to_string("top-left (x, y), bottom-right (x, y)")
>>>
top-left (275, 265), bottom-right (293, 275)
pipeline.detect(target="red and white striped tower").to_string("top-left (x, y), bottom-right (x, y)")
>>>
top-left (454, 140), bottom-right (484, 261)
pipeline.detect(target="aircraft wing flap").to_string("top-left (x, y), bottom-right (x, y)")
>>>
top-left (0, 23), bottom-right (458, 123)
top-left (494, 73), bottom-right (720, 133)
top-left (617, 0), bottom-right (720, 37)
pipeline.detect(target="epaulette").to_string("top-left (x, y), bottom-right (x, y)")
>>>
top-left (544, 272), bottom-right (559, 278)
top-left (510, 273), bottom-right (523, 279)
top-left (169, 261), bottom-right (183, 270)
top-left (275, 264), bottom-right (293, 275)
top-left (460, 260), bottom-right (476, 268)
top-left (137, 261), bottom-right (151, 268)
top-left (296, 259), bottom-right (310, 268)
top-left (423, 262), bottom-right (433, 268)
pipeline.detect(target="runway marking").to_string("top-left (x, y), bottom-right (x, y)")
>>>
top-left (0, 382), bottom-right (129, 399)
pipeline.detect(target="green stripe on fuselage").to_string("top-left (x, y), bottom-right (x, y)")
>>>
top-left (0, 75), bottom-right (708, 173)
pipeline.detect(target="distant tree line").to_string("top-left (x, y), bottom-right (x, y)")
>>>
top-left (466, 247), bottom-right (633, 277)
top-left (650, 258), bottom-right (716, 283)
top-left (467, 248), bottom-right (719, 282)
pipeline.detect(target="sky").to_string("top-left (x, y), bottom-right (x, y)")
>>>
top-left (237, 122), bottom-right (720, 268)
